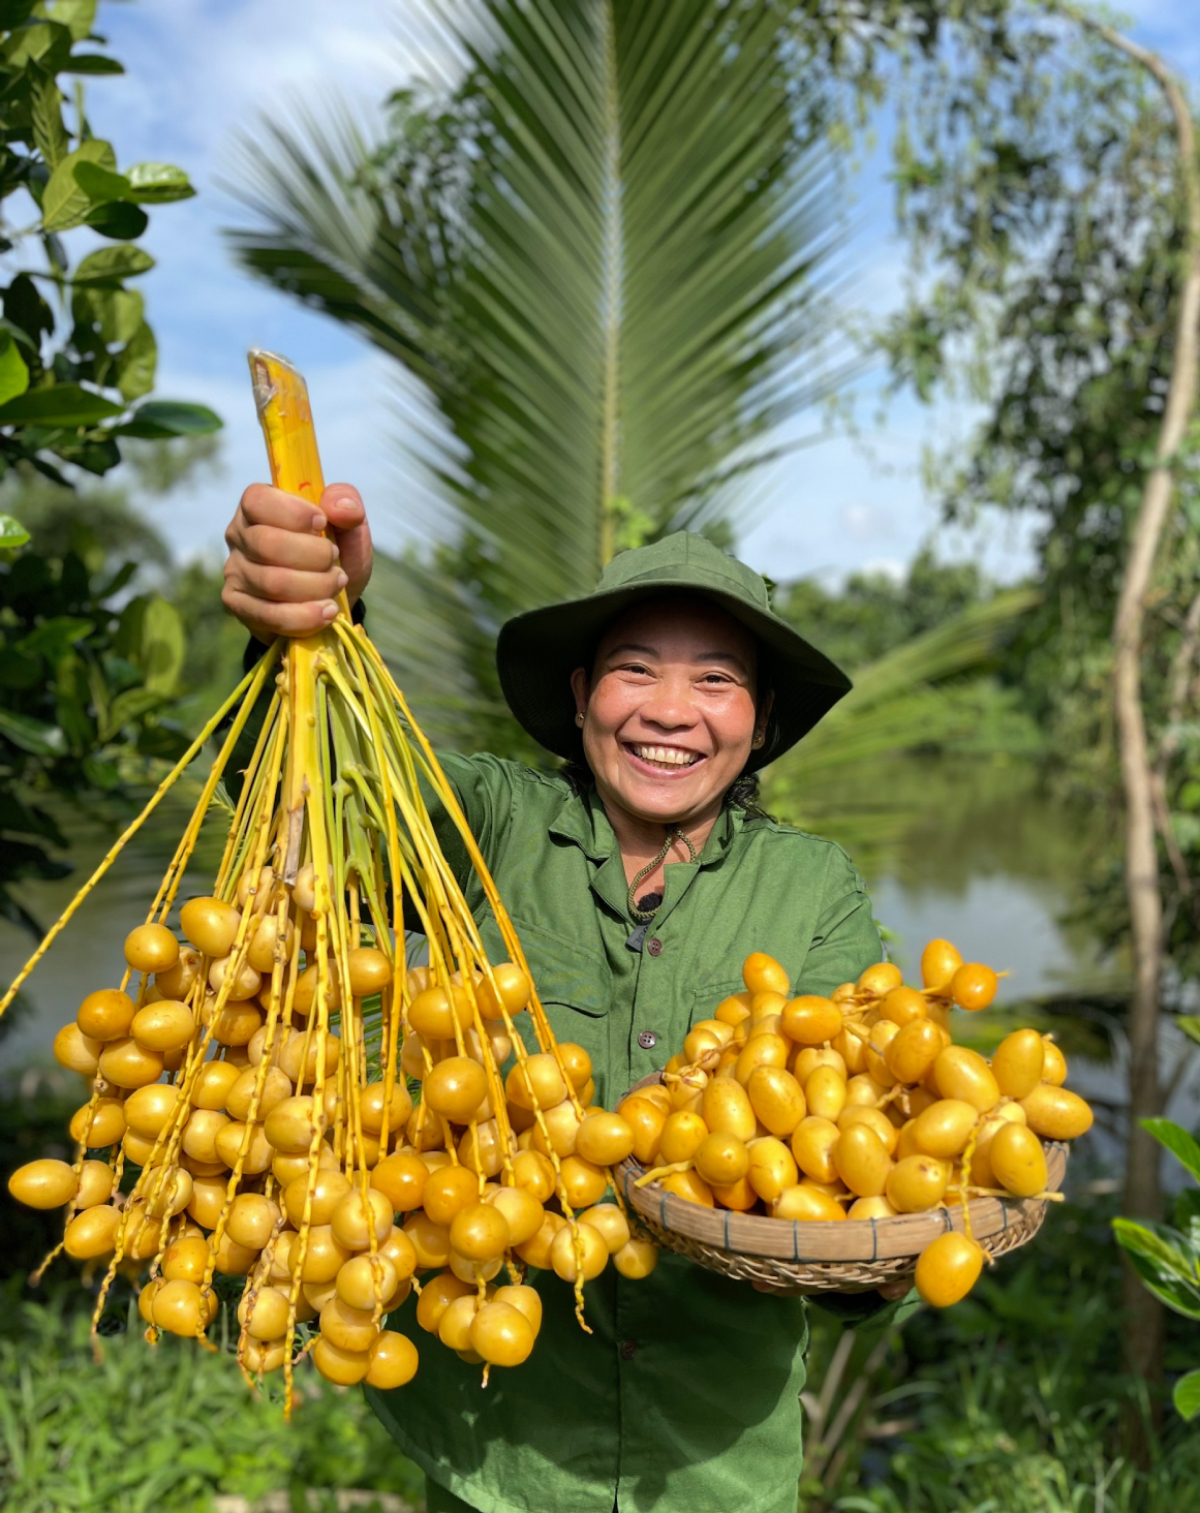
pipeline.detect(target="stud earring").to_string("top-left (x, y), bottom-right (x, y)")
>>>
top-left (575, 711), bottom-right (585, 727)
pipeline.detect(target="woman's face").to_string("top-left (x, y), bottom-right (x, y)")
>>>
top-left (570, 597), bottom-right (767, 832)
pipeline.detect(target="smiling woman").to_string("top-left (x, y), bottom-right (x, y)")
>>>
top-left (223, 487), bottom-right (912, 1513)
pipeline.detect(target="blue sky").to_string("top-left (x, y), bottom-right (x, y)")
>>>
top-left (82, 0), bottom-right (1198, 588)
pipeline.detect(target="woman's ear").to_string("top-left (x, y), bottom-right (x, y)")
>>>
top-left (753, 689), bottom-right (775, 748)
top-left (569, 667), bottom-right (590, 722)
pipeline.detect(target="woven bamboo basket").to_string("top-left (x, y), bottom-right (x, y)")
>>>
top-left (615, 1073), bottom-right (1067, 1291)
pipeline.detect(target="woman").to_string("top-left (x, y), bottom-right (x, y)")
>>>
top-left (223, 483), bottom-right (914, 1513)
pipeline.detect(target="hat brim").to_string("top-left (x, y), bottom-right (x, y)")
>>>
top-left (496, 579), bottom-right (851, 773)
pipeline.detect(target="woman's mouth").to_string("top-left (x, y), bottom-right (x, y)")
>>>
top-left (624, 743), bottom-right (705, 775)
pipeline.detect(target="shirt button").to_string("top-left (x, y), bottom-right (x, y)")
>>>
top-left (620, 1339), bottom-right (637, 1360)
top-left (637, 1030), bottom-right (658, 1050)
top-left (646, 937), bottom-right (663, 956)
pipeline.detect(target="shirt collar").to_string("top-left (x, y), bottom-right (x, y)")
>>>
top-left (547, 783), bottom-right (747, 867)
top-left (547, 783), bottom-right (618, 861)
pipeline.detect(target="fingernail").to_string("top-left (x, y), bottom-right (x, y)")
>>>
top-left (312, 513), bottom-right (327, 532)
top-left (330, 542), bottom-right (341, 561)
top-left (322, 602), bottom-right (338, 622)
top-left (336, 571), bottom-right (348, 590)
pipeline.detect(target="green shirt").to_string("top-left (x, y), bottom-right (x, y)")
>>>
top-left (368, 753), bottom-right (907, 1513)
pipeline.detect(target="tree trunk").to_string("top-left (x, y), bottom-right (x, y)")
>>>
top-left (1065, 5), bottom-right (1200, 1433)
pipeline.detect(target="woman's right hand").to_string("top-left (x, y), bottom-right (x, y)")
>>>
top-left (222, 482), bottom-right (374, 643)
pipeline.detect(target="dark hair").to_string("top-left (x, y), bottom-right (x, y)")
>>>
top-left (560, 759), bottom-right (774, 821)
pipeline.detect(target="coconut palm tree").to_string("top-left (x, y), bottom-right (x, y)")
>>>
top-left (227, 0), bottom-right (1031, 854)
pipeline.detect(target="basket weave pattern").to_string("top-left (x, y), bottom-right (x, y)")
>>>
top-left (615, 1075), bottom-right (1067, 1291)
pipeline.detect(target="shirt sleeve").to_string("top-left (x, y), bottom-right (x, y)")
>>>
top-left (797, 842), bottom-right (883, 997)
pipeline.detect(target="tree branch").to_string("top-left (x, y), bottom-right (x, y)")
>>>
top-left (1054, 0), bottom-right (1200, 1408)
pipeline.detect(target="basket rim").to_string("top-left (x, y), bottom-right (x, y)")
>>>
top-left (615, 1071), bottom-right (1067, 1264)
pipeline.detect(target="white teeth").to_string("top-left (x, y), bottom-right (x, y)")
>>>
top-left (631, 744), bottom-right (700, 768)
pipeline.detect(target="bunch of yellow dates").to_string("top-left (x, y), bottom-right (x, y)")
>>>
top-left (620, 940), bottom-right (1093, 1307)
top-left (8, 891), bottom-right (650, 1396)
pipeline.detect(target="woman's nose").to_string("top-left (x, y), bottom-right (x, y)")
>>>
top-left (637, 677), bottom-right (700, 730)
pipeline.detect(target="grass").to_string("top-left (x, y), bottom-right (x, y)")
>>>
top-left (0, 1284), bottom-right (422, 1513)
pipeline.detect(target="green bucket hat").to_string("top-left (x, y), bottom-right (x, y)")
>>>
top-left (496, 531), bottom-right (851, 772)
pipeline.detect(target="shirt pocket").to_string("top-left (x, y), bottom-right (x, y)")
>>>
top-left (689, 978), bottom-right (746, 1028)
top-left (477, 915), bottom-right (612, 1018)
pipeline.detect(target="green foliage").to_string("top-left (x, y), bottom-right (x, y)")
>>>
top-left (1114, 1118), bottom-right (1200, 1419)
top-left (0, 522), bottom-right (189, 939)
top-left (0, 4), bottom-right (225, 949)
top-left (0, 1287), bottom-right (421, 1513)
top-left (766, 587), bottom-right (1039, 870)
top-left (0, 1070), bottom-right (78, 1273)
top-left (870, 2), bottom-right (1200, 993)
top-left (779, 549), bottom-right (997, 671)
top-left (0, 1), bottom-right (219, 485)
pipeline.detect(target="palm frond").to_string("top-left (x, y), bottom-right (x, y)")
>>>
top-left (765, 589), bottom-right (1039, 869)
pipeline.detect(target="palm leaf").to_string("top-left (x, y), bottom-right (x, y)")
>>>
top-left (765, 588), bottom-right (1038, 868)
top-left (226, 0), bottom-right (849, 740)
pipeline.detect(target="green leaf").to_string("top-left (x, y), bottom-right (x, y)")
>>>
top-left (1113, 1217), bottom-right (1200, 1320)
top-left (0, 708), bottom-right (65, 755)
top-left (0, 332), bottom-right (31, 405)
top-left (93, 286), bottom-right (143, 345)
top-left (48, 0), bottom-right (97, 41)
top-left (115, 400), bottom-right (222, 438)
top-left (115, 321), bottom-right (155, 401)
top-left (16, 616), bottom-right (93, 655)
top-left (84, 200), bottom-right (148, 240)
top-left (125, 161), bottom-right (194, 203)
top-left (0, 318), bottom-right (37, 352)
top-left (104, 684), bottom-right (163, 736)
top-left (41, 138), bottom-right (117, 231)
top-left (52, 435), bottom-right (119, 474)
top-left (3, 19), bottom-right (71, 69)
top-left (28, 62), bottom-right (69, 170)
top-left (60, 52), bottom-right (123, 74)
top-left (0, 512), bottom-right (30, 547)
top-left (136, 595), bottom-right (185, 696)
top-left (1175, 1369), bottom-right (1200, 1422)
top-left (0, 383), bottom-right (122, 425)
top-left (5, 271), bottom-right (55, 344)
top-left (73, 245), bottom-right (154, 284)
top-left (1175, 1188), bottom-right (1200, 1246)
top-left (73, 159), bottom-right (131, 203)
top-left (0, 3), bottom-right (37, 28)
top-left (1178, 1017), bottom-right (1200, 1047)
top-left (1142, 1118), bottom-right (1200, 1186)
